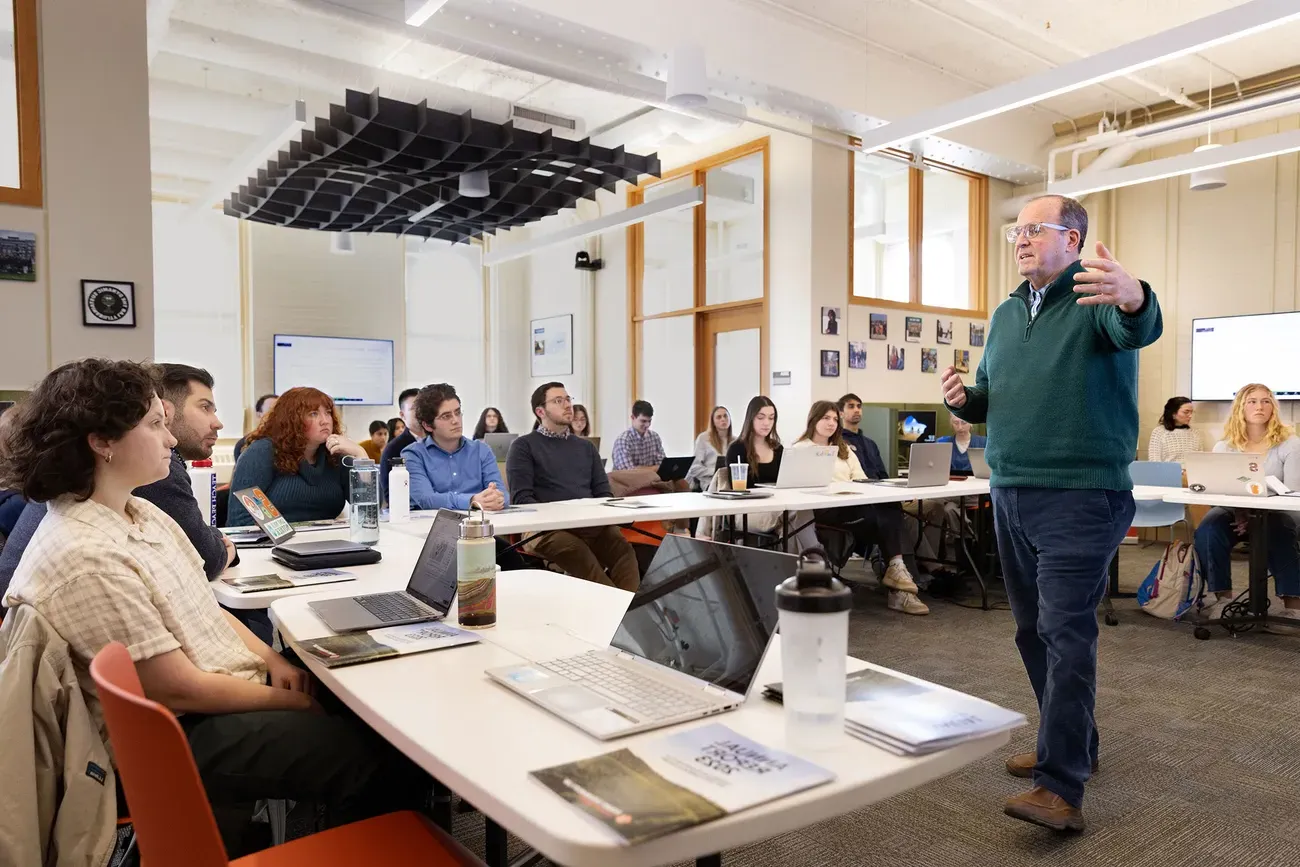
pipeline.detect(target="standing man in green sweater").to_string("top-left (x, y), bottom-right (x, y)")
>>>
top-left (942, 194), bottom-right (1162, 832)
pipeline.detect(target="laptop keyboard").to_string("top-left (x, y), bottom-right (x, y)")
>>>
top-left (540, 650), bottom-right (718, 721)
top-left (354, 593), bottom-right (433, 623)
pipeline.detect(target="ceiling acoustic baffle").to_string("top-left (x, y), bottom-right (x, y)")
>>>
top-left (223, 89), bottom-right (661, 244)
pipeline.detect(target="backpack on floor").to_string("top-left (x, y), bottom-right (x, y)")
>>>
top-left (1136, 540), bottom-right (1203, 620)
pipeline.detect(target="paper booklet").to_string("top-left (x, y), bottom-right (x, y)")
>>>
top-left (219, 569), bottom-right (358, 593)
top-left (602, 499), bottom-right (655, 509)
top-left (297, 621), bottom-right (480, 668)
top-left (764, 668), bottom-right (1024, 757)
top-left (530, 723), bottom-right (833, 845)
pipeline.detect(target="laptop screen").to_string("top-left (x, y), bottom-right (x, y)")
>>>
top-left (406, 511), bottom-right (462, 613)
top-left (232, 486), bottom-right (295, 544)
top-left (609, 535), bottom-right (792, 695)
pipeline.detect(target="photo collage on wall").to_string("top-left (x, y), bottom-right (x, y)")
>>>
top-left (822, 311), bottom-right (987, 376)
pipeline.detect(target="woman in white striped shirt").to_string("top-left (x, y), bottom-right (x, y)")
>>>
top-left (1148, 396), bottom-right (1203, 463)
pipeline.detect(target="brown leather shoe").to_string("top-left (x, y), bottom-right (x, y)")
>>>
top-left (1005, 752), bottom-right (1099, 779)
top-left (1004, 786), bottom-right (1085, 832)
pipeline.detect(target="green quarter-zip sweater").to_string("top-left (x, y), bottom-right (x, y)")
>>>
top-left (948, 260), bottom-right (1162, 490)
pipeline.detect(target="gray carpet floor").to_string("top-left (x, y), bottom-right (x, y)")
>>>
top-left (436, 547), bottom-right (1300, 867)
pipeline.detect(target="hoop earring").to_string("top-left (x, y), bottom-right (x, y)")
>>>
top-left (105, 452), bottom-right (113, 464)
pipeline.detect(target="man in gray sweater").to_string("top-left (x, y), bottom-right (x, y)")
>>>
top-left (506, 382), bottom-right (639, 590)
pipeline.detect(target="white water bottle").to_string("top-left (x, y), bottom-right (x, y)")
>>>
top-left (389, 458), bottom-right (410, 523)
top-left (188, 459), bottom-right (217, 527)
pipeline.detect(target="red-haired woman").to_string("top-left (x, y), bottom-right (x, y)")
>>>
top-left (226, 387), bottom-right (368, 526)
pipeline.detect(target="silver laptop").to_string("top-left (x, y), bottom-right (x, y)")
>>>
top-left (1185, 451), bottom-right (1268, 497)
top-left (755, 446), bottom-right (837, 488)
top-left (875, 442), bottom-right (953, 488)
top-left (486, 535), bottom-right (791, 740)
top-left (308, 511), bottom-right (460, 632)
top-left (483, 432), bottom-right (518, 462)
top-left (968, 447), bottom-right (990, 479)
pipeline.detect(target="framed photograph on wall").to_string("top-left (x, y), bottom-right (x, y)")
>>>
top-left (0, 230), bottom-right (36, 281)
top-left (821, 306), bottom-right (842, 335)
top-left (954, 349), bottom-right (970, 373)
top-left (936, 320), bottom-right (952, 344)
top-left (848, 341), bottom-right (866, 369)
top-left (970, 323), bottom-right (986, 346)
top-left (820, 349), bottom-right (840, 377)
top-left (869, 313), bottom-right (887, 340)
top-left (887, 345), bottom-right (905, 371)
top-left (905, 316), bottom-right (922, 343)
top-left (921, 348), bottom-right (938, 373)
top-left (81, 280), bottom-right (136, 328)
top-left (530, 314), bottom-right (573, 377)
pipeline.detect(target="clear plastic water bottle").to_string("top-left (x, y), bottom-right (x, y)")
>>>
top-left (775, 549), bottom-right (851, 750)
top-left (347, 457), bottom-right (380, 545)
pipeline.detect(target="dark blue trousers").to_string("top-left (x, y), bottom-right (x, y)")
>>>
top-left (991, 487), bottom-right (1135, 808)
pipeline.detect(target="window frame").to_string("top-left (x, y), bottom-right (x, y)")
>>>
top-left (848, 146), bottom-right (988, 318)
top-left (0, 0), bottom-right (41, 207)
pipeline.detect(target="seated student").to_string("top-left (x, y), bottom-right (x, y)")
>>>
top-left (835, 394), bottom-right (928, 606)
top-left (686, 405), bottom-right (734, 492)
top-left (388, 417), bottom-right (407, 440)
top-left (1148, 396), bottom-right (1203, 463)
top-left (611, 400), bottom-right (665, 471)
top-left (506, 382), bottom-right (639, 591)
top-left (361, 419), bottom-right (389, 462)
top-left (226, 387), bottom-right (368, 526)
top-left (232, 392), bottom-right (276, 460)
top-left (911, 413), bottom-right (987, 581)
top-left (380, 388), bottom-right (420, 504)
top-left (714, 397), bottom-right (819, 552)
top-left (472, 406), bottom-right (510, 440)
top-left (571, 403), bottom-right (592, 439)
top-left (0, 359), bottom-right (428, 850)
top-left (792, 401), bottom-right (928, 615)
top-left (136, 364), bottom-right (237, 579)
top-left (404, 383), bottom-right (508, 512)
top-left (1195, 383), bottom-right (1300, 622)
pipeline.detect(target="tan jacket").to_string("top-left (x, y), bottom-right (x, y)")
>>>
top-left (0, 605), bottom-right (119, 867)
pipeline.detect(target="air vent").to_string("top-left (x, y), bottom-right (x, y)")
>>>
top-left (510, 104), bottom-right (585, 139)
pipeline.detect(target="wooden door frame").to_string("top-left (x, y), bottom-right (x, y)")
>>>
top-left (697, 305), bottom-right (764, 433)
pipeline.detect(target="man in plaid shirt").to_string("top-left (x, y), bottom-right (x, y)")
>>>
top-left (611, 400), bottom-right (665, 471)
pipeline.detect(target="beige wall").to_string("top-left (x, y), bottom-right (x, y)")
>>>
top-left (247, 222), bottom-right (406, 438)
top-left (1108, 115), bottom-right (1300, 452)
top-left (0, 0), bottom-right (154, 390)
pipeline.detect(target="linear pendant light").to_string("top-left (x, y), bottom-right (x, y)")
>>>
top-left (482, 186), bottom-right (703, 266)
top-left (405, 0), bottom-right (450, 27)
top-left (1047, 127), bottom-right (1300, 198)
top-left (853, 0), bottom-right (1300, 154)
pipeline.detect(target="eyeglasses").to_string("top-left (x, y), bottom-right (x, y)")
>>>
top-left (436, 408), bottom-right (463, 423)
top-left (547, 396), bottom-right (573, 406)
top-left (1005, 222), bottom-right (1070, 243)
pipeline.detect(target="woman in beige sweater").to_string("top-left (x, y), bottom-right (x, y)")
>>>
top-left (1148, 396), bottom-right (1203, 463)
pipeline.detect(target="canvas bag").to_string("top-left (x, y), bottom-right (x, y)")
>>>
top-left (1136, 540), bottom-right (1203, 620)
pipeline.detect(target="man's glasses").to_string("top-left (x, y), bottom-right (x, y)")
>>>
top-left (547, 396), bottom-right (573, 406)
top-left (1005, 221), bottom-right (1070, 243)
top-left (436, 408), bottom-right (463, 423)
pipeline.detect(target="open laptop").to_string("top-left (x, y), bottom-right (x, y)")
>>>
top-left (308, 510), bottom-right (460, 632)
top-left (755, 446), bottom-right (837, 489)
top-left (483, 432), bottom-right (518, 462)
top-left (486, 534), bottom-right (792, 740)
top-left (656, 455), bottom-right (694, 482)
top-left (1185, 451), bottom-right (1268, 497)
top-left (228, 486), bottom-right (296, 545)
top-left (968, 447), bottom-right (991, 480)
top-left (875, 442), bottom-right (953, 488)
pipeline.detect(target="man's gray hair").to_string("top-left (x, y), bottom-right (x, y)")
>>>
top-left (1030, 194), bottom-right (1088, 254)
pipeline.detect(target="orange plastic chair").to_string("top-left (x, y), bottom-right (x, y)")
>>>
top-left (90, 642), bottom-right (485, 867)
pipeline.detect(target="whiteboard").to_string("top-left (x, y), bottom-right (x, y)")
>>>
top-left (1191, 312), bottom-right (1300, 402)
top-left (273, 334), bottom-right (394, 406)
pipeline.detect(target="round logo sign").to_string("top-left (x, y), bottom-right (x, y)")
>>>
top-left (87, 285), bottom-right (130, 322)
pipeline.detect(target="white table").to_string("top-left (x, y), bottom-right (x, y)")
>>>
top-left (1162, 489), bottom-right (1300, 638)
top-left (270, 570), bottom-right (1009, 867)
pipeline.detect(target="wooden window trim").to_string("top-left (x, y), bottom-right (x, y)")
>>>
top-left (847, 143), bottom-right (988, 317)
top-left (0, 0), bottom-right (42, 207)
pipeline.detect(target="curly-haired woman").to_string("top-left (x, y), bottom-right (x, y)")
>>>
top-left (226, 387), bottom-right (368, 526)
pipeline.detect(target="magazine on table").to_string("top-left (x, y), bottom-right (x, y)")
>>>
top-left (219, 569), bottom-right (357, 593)
top-left (530, 723), bottom-right (833, 845)
top-left (764, 667), bottom-right (1024, 756)
top-left (297, 621), bottom-right (480, 668)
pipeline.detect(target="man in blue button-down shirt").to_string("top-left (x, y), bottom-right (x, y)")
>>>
top-left (401, 383), bottom-right (508, 512)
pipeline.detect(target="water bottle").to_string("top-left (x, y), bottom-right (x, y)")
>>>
top-left (457, 506), bottom-right (497, 628)
top-left (775, 549), bottom-right (852, 750)
top-left (187, 459), bottom-right (217, 527)
top-left (347, 457), bottom-right (380, 545)
top-left (388, 458), bottom-right (410, 524)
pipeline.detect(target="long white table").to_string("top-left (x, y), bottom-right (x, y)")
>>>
top-left (269, 570), bottom-right (1009, 867)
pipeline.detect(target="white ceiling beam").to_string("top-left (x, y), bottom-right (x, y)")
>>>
top-left (191, 99), bottom-right (307, 213)
top-left (146, 0), bottom-right (178, 66)
top-left (482, 186), bottom-right (703, 266)
top-left (1046, 127), bottom-right (1300, 198)
top-left (854, 0), bottom-right (1300, 154)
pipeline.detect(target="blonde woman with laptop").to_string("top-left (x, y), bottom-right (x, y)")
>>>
top-left (1194, 383), bottom-right (1300, 623)
top-left (686, 405), bottom-right (734, 491)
